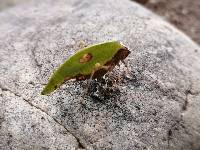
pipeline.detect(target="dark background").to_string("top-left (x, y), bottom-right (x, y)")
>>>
top-left (133, 0), bottom-right (200, 45)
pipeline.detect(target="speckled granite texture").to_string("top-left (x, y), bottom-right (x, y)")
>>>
top-left (0, 0), bottom-right (200, 149)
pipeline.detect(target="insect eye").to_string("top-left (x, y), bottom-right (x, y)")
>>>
top-left (79, 53), bottom-right (93, 63)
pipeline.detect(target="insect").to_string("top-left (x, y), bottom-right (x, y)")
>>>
top-left (41, 41), bottom-right (130, 95)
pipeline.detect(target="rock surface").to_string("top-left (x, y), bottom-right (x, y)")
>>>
top-left (0, 0), bottom-right (200, 149)
top-left (0, 0), bottom-right (28, 11)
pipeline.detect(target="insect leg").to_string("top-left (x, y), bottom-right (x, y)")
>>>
top-left (80, 69), bottom-right (95, 104)
top-left (81, 64), bottom-right (110, 104)
top-left (121, 60), bottom-right (131, 78)
top-left (121, 60), bottom-right (128, 69)
top-left (86, 69), bottom-right (95, 92)
top-left (84, 65), bottom-right (110, 92)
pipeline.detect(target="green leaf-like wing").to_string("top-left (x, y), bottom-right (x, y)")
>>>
top-left (41, 41), bottom-right (125, 95)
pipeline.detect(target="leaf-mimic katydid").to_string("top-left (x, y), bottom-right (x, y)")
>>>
top-left (41, 41), bottom-right (130, 95)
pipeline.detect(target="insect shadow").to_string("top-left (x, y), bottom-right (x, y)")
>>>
top-left (87, 76), bottom-right (121, 103)
top-left (57, 70), bottom-right (138, 127)
top-left (59, 75), bottom-right (137, 125)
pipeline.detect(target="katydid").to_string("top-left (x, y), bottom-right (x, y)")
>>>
top-left (41, 41), bottom-right (130, 95)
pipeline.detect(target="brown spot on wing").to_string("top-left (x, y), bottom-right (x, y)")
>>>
top-left (79, 53), bottom-right (93, 63)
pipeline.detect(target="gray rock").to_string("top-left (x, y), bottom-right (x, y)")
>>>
top-left (0, 0), bottom-right (200, 149)
top-left (0, 0), bottom-right (28, 11)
